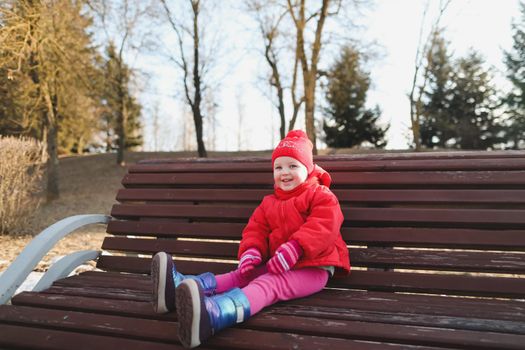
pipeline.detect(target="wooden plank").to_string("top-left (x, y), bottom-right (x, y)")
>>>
top-left (345, 227), bottom-right (525, 250)
top-left (110, 204), bottom-right (525, 229)
top-left (43, 285), bottom-right (150, 302)
top-left (96, 255), bottom-right (237, 275)
top-left (11, 292), bottom-right (174, 320)
top-left (116, 188), bottom-right (270, 203)
top-left (122, 170), bottom-right (525, 187)
top-left (94, 256), bottom-right (525, 298)
top-left (116, 188), bottom-right (525, 204)
top-left (336, 270), bottom-right (525, 298)
top-left (101, 236), bottom-right (238, 259)
top-left (106, 221), bottom-right (525, 250)
top-left (100, 236), bottom-right (525, 273)
top-left (107, 220), bottom-right (246, 239)
top-left (351, 247), bottom-right (525, 273)
top-left (110, 203), bottom-right (254, 220)
top-left (247, 312), bottom-right (525, 349)
top-left (296, 289), bottom-right (525, 323)
top-left (0, 323), bottom-right (184, 350)
top-left (0, 305), bottom-right (179, 343)
top-left (128, 152), bottom-right (525, 173)
top-left (337, 189), bottom-right (525, 204)
top-left (347, 207), bottom-right (525, 228)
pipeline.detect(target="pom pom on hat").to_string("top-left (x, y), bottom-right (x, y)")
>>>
top-left (272, 130), bottom-right (314, 174)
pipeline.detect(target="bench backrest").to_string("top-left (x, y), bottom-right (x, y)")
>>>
top-left (100, 151), bottom-right (525, 300)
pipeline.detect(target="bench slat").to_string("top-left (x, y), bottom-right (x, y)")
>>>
top-left (254, 312), bottom-right (525, 348)
top-left (111, 204), bottom-right (525, 228)
top-left (122, 171), bottom-right (525, 187)
top-left (116, 188), bottom-right (525, 204)
top-left (107, 221), bottom-right (525, 250)
top-left (129, 155), bottom-right (525, 173)
top-left (101, 236), bottom-right (525, 273)
top-left (339, 270), bottom-right (525, 298)
top-left (107, 220), bottom-right (245, 239)
top-left (0, 305), bottom-right (178, 343)
top-left (0, 323), bottom-right (183, 350)
top-left (95, 256), bottom-right (525, 298)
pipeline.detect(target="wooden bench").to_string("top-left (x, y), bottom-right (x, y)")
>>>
top-left (1, 150), bottom-right (525, 349)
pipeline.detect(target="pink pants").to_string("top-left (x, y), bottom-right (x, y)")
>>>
top-left (215, 266), bottom-right (329, 315)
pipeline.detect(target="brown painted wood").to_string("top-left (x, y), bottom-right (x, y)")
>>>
top-left (0, 323), bottom-right (185, 350)
top-left (0, 305), bottom-right (179, 343)
top-left (116, 188), bottom-right (525, 204)
top-left (110, 204), bottom-right (525, 229)
top-left (247, 313), bottom-right (525, 349)
top-left (345, 227), bottom-right (525, 250)
top-left (100, 236), bottom-right (525, 273)
top-left (106, 221), bottom-right (525, 250)
top-left (107, 220), bottom-right (246, 239)
top-left (95, 256), bottom-right (525, 297)
top-left (337, 270), bottom-right (525, 298)
top-left (122, 170), bottom-right (525, 187)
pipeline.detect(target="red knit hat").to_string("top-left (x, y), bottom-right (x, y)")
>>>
top-left (272, 130), bottom-right (314, 174)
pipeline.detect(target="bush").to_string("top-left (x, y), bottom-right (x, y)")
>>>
top-left (0, 136), bottom-right (47, 235)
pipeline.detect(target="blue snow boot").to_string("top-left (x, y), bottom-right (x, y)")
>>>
top-left (175, 279), bottom-right (251, 348)
top-left (151, 251), bottom-right (217, 313)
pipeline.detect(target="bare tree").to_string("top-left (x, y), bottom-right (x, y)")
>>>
top-left (286, 0), bottom-right (342, 153)
top-left (161, 0), bottom-right (217, 158)
top-left (408, 0), bottom-right (451, 151)
top-left (247, 0), bottom-right (304, 140)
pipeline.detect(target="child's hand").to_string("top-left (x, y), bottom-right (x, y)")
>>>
top-left (267, 240), bottom-right (303, 274)
top-left (238, 248), bottom-right (262, 277)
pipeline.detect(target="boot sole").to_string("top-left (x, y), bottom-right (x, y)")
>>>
top-left (176, 279), bottom-right (211, 348)
top-left (151, 252), bottom-right (169, 313)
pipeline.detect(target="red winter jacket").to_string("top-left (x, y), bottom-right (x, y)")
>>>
top-left (238, 165), bottom-right (351, 276)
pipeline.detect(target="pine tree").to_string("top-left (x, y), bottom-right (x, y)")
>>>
top-left (101, 43), bottom-right (142, 153)
top-left (420, 31), bottom-right (455, 148)
top-left (323, 46), bottom-right (388, 148)
top-left (503, 1), bottom-right (525, 149)
top-left (448, 51), bottom-right (502, 149)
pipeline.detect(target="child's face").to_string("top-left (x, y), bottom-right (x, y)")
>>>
top-left (273, 156), bottom-right (308, 191)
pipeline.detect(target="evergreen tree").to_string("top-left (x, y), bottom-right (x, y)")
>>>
top-left (503, 1), bottom-right (525, 149)
top-left (420, 31), bottom-right (455, 148)
top-left (101, 43), bottom-right (142, 153)
top-left (323, 46), bottom-right (388, 148)
top-left (448, 51), bottom-right (502, 149)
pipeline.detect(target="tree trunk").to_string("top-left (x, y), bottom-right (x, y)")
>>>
top-left (43, 85), bottom-right (59, 201)
top-left (303, 72), bottom-right (317, 154)
top-left (116, 63), bottom-right (127, 166)
top-left (192, 0), bottom-right (207, 158)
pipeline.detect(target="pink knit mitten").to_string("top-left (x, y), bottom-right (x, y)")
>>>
top-left (238, 248), bottom-right (262, 277)
top-left (267, 240), bottom-right (303, 274)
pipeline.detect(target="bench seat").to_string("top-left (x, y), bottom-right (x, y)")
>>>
top-left (1, 150), bottom-right (525, 349)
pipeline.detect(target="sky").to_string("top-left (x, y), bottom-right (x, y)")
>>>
top-left (137, 0), bottom-right (521, 152)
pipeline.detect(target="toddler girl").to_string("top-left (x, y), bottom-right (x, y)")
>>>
top-left (151, 130), bottom-right (350, 348)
